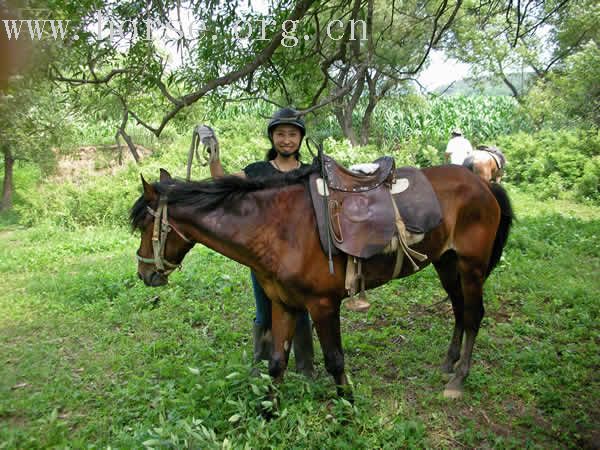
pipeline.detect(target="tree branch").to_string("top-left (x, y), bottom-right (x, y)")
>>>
top-left (132, 0), bottom-right (316, 136)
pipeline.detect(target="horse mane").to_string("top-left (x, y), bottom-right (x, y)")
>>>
top-left (130, 162), bottom-right (319, 231)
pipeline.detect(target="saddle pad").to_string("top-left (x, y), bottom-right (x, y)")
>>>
top-left (393, 167), bottom-right (442, 234)
top-left (348, 163), bottom-right (379, 174)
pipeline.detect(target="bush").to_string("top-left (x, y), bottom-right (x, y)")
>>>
top-left (576, 157), bottom-right (600, 202)
top-left (495, 129), bottom-right (600, 203)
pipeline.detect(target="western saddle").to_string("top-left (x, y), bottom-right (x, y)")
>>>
top-left (309, 154), bottom-right (428, 308)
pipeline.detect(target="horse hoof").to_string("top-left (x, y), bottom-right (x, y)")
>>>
top-left (443, 388), bottom-right (463, 399)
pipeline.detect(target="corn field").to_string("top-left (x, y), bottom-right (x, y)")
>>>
top-left (367, 95), bottom-right (528, 147)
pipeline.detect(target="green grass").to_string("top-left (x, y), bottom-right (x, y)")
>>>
top-left (1, 186), bottom-right (599, 448)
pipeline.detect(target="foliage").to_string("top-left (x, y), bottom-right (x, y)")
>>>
top-left (524, 41), bottom-right (600, 128)
top-left (8, 92), bottom-right (600, 231)
top-left (449, 0), bottom-right (600, 101)
top-left (0, 78), bottom-right (78, 173)
top-left (368, 95), bottom-right (529, 147)
top-left (495, 129), bottom-right (600, 203)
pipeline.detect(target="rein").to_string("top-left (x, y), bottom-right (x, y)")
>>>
top-left (136, 195), bottom-right (192, 275)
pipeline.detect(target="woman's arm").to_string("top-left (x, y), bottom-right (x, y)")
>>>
top-left (209, 158), bottom-right (245, 179)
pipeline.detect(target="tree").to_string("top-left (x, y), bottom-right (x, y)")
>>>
top-left (50, 0), bottom-right (570, 149)
top-left (447, 0), bottom-right (591, 100)
top-left (0, 1), bottom-right (77, 211)
top-left (0, 78), bottom-right (75, 211)
top-left (525, 41), bottom-right (600, 128)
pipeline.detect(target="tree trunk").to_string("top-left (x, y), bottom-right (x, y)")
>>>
top-left (359, 100), bottom-right (377, 146)
top-left (335, 108), bottom-right (359, 146)
top-left (118, 128), bottom-right (140, 163)
top-left (117, 109), bottom-right (141, 163)
top-left (359, 73), bottom-right (395, 146)
top-left (1, 148), bottom-right (14, 211)
top-left (334, 72), bottom-right (365, 147)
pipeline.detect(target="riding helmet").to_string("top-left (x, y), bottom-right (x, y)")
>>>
top-left (267, 107), bottom-right (306, 138)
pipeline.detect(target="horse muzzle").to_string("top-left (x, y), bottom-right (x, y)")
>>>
top-left (139, 270), bottom-right (169, 287)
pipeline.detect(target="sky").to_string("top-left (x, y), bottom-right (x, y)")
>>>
top-left (417, 50), bottom-right (472, 91)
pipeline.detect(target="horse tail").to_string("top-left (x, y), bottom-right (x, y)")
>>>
top-left (486, 183), bottom-right (514, 278)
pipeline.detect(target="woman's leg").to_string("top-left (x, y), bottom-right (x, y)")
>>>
top-left (251, 271), bottom-right (271, 327)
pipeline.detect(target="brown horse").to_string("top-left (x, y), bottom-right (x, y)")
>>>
top-left (131, 164), bottom-right (513, 401)
top-left (464, 145), bottom-right (507, 183)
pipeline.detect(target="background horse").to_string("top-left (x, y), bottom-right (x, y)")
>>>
top-left (131, 164), bottom-right (512, 401)
top-left (464, 145), bottom-right (507, 183)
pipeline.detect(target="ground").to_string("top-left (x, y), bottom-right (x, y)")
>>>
top-left (0, 187), bottom-right (599, 448)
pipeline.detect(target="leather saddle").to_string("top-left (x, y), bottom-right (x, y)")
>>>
top-left (309, 153), bottom-right (441, 299)
top-left (309, 155), bottom-right (397, 259)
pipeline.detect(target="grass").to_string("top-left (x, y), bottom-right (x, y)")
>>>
top-left (1, 185), bottom-right (599, 448)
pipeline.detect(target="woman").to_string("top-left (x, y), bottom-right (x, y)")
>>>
top-left (209, 107), bottom-right (315, 376)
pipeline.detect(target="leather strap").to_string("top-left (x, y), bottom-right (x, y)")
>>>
top-left (136, 195), bottom-right (192, 275)
top-left (391, 192), bottom-right (428, 277)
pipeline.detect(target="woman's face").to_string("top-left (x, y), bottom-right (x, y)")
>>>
top-left (271, 124), bottom-right (303, 157)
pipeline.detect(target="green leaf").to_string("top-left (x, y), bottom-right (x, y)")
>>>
top-left (228, 413), bottom-right (241, 423)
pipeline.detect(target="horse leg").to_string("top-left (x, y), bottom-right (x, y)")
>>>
top-left (264, 301), bottom-right (296, 414)
top-left (433, 252), bottom-right (464, 374)
top-left (307, 298), bottom-right (353, 401)
top-left (443, 256), bottom-right (486, 399)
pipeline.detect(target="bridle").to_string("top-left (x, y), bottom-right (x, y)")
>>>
top-left (136, 195), bottom-right (193, 275)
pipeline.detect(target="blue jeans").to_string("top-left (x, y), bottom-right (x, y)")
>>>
top-left (250, 271), bottom-right (310, 329)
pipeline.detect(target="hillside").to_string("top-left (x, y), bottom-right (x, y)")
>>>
top-left (435, 72), bottom-right (536, 96)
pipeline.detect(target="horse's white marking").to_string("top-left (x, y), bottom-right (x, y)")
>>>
top-left (284, 340), bottom-right (289, 352)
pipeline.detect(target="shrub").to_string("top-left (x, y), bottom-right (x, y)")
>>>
top-left (495, 129), bottom-right (600, 203)
top-left (576, 157), bottom-right (600, 202)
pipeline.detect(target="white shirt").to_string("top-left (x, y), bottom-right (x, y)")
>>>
top-left (445, 136), bottom-right (473, 165)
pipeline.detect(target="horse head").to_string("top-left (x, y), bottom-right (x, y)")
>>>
top-left (132, 169), bottom-right (195, 287)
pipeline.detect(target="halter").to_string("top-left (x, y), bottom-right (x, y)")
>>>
top-left (136, 195), bottom-right (192, 275)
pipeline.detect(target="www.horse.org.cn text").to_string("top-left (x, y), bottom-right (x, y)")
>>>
top-left (1, 12), bottom-right (368, 47)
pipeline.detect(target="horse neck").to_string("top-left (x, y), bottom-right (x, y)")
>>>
top-left (178, 184), bottom-right (311, 271)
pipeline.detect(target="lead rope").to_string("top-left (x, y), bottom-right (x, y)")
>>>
top-left (186, 125), bottom-right (220, 181)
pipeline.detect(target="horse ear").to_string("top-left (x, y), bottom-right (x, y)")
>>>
top-left (141, 174), bottom-right (157, 202)
top-left (159, 168), bottom-right (173, 182)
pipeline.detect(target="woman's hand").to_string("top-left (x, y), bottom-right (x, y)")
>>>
top-left (197, 125), bottom-right (220, 163)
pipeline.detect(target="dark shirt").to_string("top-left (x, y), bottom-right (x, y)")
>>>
top-left (243, 160), bottom-right (309, 179)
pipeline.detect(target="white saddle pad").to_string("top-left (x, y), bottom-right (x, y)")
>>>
top-left (349, 163), bottom-right (379, 175)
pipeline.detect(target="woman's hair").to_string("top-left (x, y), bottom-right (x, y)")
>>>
top-left (265, 146), bottom-right (301, 161)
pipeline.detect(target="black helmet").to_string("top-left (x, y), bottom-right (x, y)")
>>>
top-left (267, 107), bottom-right (306, 138)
